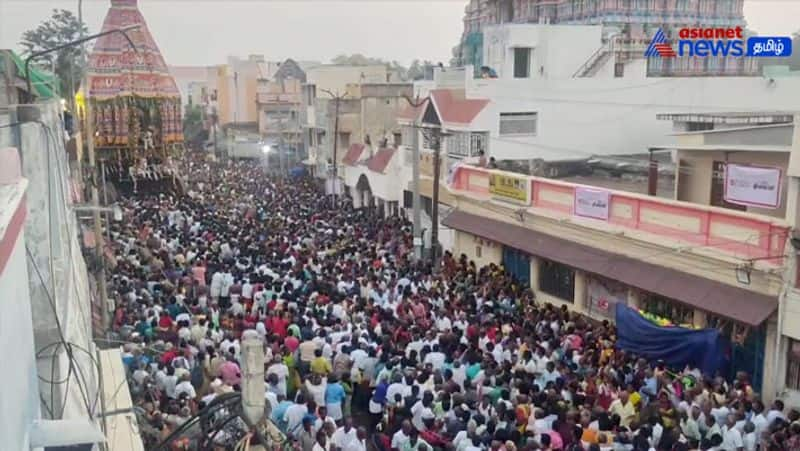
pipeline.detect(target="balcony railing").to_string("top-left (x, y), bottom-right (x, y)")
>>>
top-left (449, 165), bottom-right (789, 265)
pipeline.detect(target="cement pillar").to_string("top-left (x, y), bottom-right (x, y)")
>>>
top-left (353, 189), bottom-right (362, 208)
top-left (383, 199), bottom-right (390, 218)
top-left (240, 333), bottom-right (265, 425)
top-left (762, 318), bottom-right (780, 402)
top-left (692, 309), bottom-right (706, 329)
top-left (573, 270), bottom-right (587, 311)
top-left (529, 256), bottom-right (541, 292)
top-left (627, 288), bottom-right (642, 310)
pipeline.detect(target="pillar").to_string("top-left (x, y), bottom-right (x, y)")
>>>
top-left (627, 288), bottom-right (642, 310)
top-left (383, 199), bottom-right (390, 218)
top-left (240, 332), bottom-right (265, 424)
top-left (762, 317), bottom-right (781, 403)
top-left (530, 256), bottom-right (541, 292)
top-left (573, 270), bottom-right (587, 311)
top-left (353, 189), bottom-right (362, 208)
top-left (692, 309), bottom-right (706, 329)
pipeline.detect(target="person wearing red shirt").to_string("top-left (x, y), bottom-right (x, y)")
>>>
top-left (158, 314), bottom-right (174, 329)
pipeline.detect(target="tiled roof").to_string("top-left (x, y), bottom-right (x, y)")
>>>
top-left (430, 89), bottom-right (489, 125)
top-left (366, 147), bottom-right (397, 174)
top-left (342, 143), bottom-right (365, 166)
top-left (397, 90), bottom-right (488, 126)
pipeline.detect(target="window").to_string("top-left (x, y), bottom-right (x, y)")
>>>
top-left (642, 294), bottom-right (694, 325)
top-left (787, 340), bottom-right (800, 389)
top-left (499, 112), bottom-right (538, 136)
top-left (513, 47), bottom-right (531, 78)
top-left (306, 85), bottom-right (316, 106)
top-left (475, 245), bottom-right (482, 258)
top-left (539, 259), bottom-right (575, 301)
top-left (614, 62), bottom-right (625, 78)
top-left (448, 132), bottom-right (470, 157)
top-left (471, 132), bottom-right (488, 155)
top-left (393, 132), bottom-right (402, 147)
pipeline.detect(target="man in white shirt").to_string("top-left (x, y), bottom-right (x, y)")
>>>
top-left (392, 420), bottom-right (412, 450)
top-left (423, 345), bottom-right (446, 371)
top-left (283, 395), bottom-right (309, 437)
top-left (174, 373), bottom-right (197, 400)
top-left (721, 414), bottom-right (744, 451)
top-left (267, 356), bottom-right (289, 397)
top-left (332, 418), bottom-right (359, 451)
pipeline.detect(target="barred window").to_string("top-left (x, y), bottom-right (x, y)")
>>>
top-left (499, 112), bottom-right (537, 136)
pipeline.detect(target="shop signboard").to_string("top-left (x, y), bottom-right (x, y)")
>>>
top-left (489, 172), bottom-right (529, 204)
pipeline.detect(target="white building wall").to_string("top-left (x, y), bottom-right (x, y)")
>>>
top-left (465, 74), bottom-right (800, 161)
top-left (0, 203), bottom-right (39, 451)
top-left (18, 102), bottom-right (99, 423)
top-left (482, 24), bottom-right (602, 80)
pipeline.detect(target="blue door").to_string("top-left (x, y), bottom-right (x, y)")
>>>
top-left (503, 247), bottom-right (531, 287)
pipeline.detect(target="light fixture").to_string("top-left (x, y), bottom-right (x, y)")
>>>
top-left (261, 145), bottom-right (271, 154)
top-left (735, 263), bottom-right (751, 285)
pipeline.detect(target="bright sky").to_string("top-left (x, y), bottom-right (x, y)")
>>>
top-left (0, 0), bottom-right (797, 67)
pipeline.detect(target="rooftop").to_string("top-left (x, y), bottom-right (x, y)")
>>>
top-left (657, 111), bottom-right (796, 125)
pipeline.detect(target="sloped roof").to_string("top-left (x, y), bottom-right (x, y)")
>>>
top-left (430, 89), bottom-right (488, 125)
top-left (274, 58), bottom-right (306, 83)
top-left (397, 89), bottom-right (488, 126)
top-left (366, 147), bottom-right (396, 174)
top-left (86, 0), bottom-right (180, 100)
top-left (342, 143), bottom-right (365, 166)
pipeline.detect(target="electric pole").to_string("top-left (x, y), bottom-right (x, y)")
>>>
top-left (430, 128), bottom-right (443, 271)
top-left (322, 89), bottom-right (347, 204)
top-left (403, 95), bottom-right (429, 261)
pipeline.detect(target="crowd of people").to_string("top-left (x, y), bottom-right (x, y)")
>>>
top-left (109, 155), bottom-right (800, 451)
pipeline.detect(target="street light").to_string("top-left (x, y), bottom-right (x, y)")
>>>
top-left (261, 145), bottom-right (272, 154)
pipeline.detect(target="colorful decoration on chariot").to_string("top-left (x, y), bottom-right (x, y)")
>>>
top-left (85, 0), bottom-right (183, 148)
top-left (637, 309), bottom-right (699, 330)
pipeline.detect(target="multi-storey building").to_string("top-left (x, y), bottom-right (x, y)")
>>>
top-left (257, 59), bottom-right (307, 164)
top-left (456, 0), bottom-right (754, 77)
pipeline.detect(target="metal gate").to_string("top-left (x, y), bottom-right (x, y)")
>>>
top-left (503, 247), bottom-right (530, 288)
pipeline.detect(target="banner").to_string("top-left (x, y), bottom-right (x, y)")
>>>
top-left (724, 164), bottom-right (782, 209)
top-left (587, 277), bottom-right (627, 318)
top-left (574, 187), bottom-right (610, 220)
top-left (489, 173), bottom-right (529, 204)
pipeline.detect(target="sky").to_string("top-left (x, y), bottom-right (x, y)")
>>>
top-left (0, 0), bottom-right (798, 68)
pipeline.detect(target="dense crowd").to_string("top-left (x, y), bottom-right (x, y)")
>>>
top-left (110, 156), bottom-right (799, 451)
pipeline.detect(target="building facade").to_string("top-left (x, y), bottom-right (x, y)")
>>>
top-left (457, 0), bottom-right (753, 77)
top-left (257, 60), bottom-right (306, 162)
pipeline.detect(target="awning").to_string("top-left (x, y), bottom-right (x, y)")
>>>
top-left (443, 210), bottom-right (778, 326)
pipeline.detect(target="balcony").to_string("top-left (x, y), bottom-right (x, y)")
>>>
top-left (449, 165), bottom-right (789, 265)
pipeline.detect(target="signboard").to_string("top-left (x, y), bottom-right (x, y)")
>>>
top-left (574, 187), bottom-right (610, 220)
top-left (724, 163), bottom-right (782, 209)
top-left (587, 277), bottom-right (628, 319)
top-left (489, 173), bottom-right (529, 204)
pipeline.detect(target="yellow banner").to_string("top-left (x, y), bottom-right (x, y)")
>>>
top-left (489, 173), bottom-right (529, 203)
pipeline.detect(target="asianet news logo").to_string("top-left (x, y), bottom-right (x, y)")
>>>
top-left (645, 27), bottom-right (792, 58)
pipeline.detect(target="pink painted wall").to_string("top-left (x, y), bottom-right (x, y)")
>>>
top-left (450, 165), bottom-right (788, 265)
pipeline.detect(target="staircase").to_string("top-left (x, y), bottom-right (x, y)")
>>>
top-left (572, 39), bottom-right (615, 78)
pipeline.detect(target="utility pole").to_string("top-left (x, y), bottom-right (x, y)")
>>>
top-left (430, 128), bottom-right (443, 270)
top-left (86, 100), bottom-right (110, 333)
top-left (403, 95), bottom-right (429, 261)
top-left (322, 89), bottom-right (347, 204)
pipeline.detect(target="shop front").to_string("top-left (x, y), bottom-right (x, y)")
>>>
top-left (443, 209), bottom-right (778, 392)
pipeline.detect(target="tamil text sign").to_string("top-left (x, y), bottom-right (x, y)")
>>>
top-left (489, 173), bottom-right (529, 204)
top-left (724, 164), bottom-right (782, 209)
top-left (574, 187), bottom-right (610, 220)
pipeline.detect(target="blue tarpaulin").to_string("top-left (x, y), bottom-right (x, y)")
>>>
top-left (615, 304), bottom-right (724, 376)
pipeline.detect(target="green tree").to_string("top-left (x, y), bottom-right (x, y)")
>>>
top-left (183, 104), bottom-right (207, 147)
top-left (19, 9), bottom-right (89, 99)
